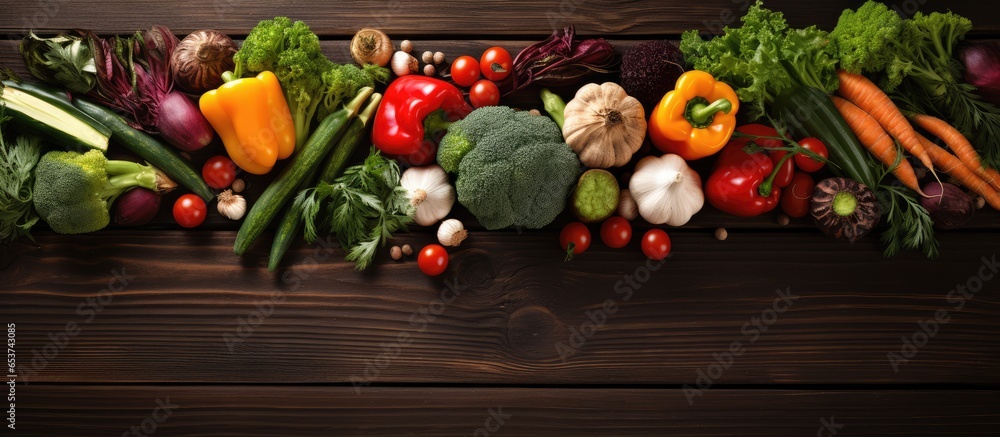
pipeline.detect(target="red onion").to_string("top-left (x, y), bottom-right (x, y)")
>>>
top-left (113, 188), bottom-right (161, 226)
top-left (959, 41), bottom-right (1000, 107)
top-left (156, 91), bottom-right (214, 151)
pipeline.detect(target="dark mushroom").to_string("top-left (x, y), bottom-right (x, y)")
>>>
top-left (810, 177), bottom-right (880, 243)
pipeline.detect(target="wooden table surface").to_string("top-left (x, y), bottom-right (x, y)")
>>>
top-left (2, 1), bottom-right (1000, 435)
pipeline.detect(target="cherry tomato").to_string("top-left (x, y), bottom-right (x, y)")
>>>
top-left (202, 155), bottom-right (237, 189)
top-left (600, 216), bottom-right (632, 249)
top-left (479, 46), bottom-right (512, 81)
top-left (418, 244), bottom-right (449, 276)
top-left (794, 138), bottom-right (829, 173)
top-left (780, 172), bottom-right (816, 218)
top-left (641, 229), bottom-right (672, 261)
top-left (559, 222), bottom-right (591, 260)
top-left (173, 194), bottom-right (207, 228)
top-left (768, 150), bottom-right (795, 188)
top-left (469, 80), bottom-right (500, 108)
top-left (450, 56), bottom-right (481, 87)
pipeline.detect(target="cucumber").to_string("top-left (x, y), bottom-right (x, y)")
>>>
top-left (1, 80), bottom-right (111, 152)
top-left (266, 170), bottom-right (320, 272)
top-left (73, 97), bottom-right (215, 201)
top-left (772, 86), bottom-right (880, 188)
top-left (267, 95), bottom-right (380, 271)
top-left (234, 87), bottom-right (373, 256)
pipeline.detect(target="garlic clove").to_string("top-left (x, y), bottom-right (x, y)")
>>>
top-left (437, 219), bottom-right (468, 247)
top-left (391, 51), bottom-right (419, 76)
top-left (217, 189), bottom-right (247, 220)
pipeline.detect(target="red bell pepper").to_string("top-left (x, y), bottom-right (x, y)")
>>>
top-left (705, 125), bottom-right (783, 217)
top-left (372, 75), bottom-right (473, 166)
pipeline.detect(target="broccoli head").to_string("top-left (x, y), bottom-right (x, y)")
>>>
top-left (33, 150), bottom-right (175, 234)
top-left (830, 1), bottom-right (904, 75)
top-left (438, 106), bottom-right (580, 230)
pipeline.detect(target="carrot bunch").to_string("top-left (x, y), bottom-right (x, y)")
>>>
top-left (833, 70), bottom-right (1000, 210)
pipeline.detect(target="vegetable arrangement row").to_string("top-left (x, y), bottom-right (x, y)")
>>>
top-left (2, 0), bottom-right (999, 276)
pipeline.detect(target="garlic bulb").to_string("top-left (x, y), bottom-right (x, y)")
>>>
top-left (217, 189), bottom-right (247, 220)
top-left (399, 165), bottom-right (455, 226)
top-left (629, 154), bottom-right (704, 226)
top-left (616, 188), bottom-right (638, 220)
top-left (391, 51), bottom-right (418, 76)
top-left (437, 219), bottom-right (468, 247)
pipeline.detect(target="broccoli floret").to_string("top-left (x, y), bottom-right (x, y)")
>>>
top-left (33, 150), bottom-right (174, 234)
top-left (232, 16), bottom-right (294, 78)
top-left (830, 1), bottom-right (904, 75)
top-left (438, 106), bottom-right (581, 230)
top-left (234, 17), bottom-right (389, 147)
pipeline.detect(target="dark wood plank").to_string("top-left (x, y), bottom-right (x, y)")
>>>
top-left (6, 0), bottom-right (998, 37)
top-left (3, 230), bottom-right (998, 385)
top-left (12, 386), bottom-right (1000, 436)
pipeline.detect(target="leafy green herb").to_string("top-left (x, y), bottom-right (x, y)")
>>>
top-left (873, 143), bottom-right (938, 259)
top-left (19, 32), bottom-right (97, 94)
top-left (294, 148), bottom-right (413, 270)
top-left (0, 109), bottom-right (43, 244)
top-left (679, 0), bottom-right (839, 120)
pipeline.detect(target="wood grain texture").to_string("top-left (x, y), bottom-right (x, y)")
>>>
top-left (3, 230), bottom-right (998, 385)
top-left (13, 386), bottom-right (1000, 436)
top-left (4, 0), bottom-right (998, 37)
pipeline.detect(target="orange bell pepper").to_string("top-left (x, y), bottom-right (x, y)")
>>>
top-left (648, 70), bottom-right (739, 161)
top-left (199, 71), bottom-right (295, 175)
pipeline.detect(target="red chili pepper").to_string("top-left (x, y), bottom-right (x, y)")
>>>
top-left (705, 126), bottom-right (782, 217)
top-left (372, 75), bottom-right (473, 166)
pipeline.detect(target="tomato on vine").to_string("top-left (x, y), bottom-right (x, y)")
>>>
top-left (480, 46), bottom-right (512, 81)
top-left (559, 222), bottom-right (591, 261)
top-left (600, 216), bottom-right (632, 249)
top-left (173, 194), bottom-right (207, 228)
top-left (641, 229), bottom-right (671, 261)
top-left (794, 138), bottom-right (829, 173)
top-left (418, 244), bottom-right (449, 276)
top-left (450, 55), bottom-right (481, 87)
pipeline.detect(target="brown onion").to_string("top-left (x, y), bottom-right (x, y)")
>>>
top-left (171, 30), bottom-right (237, 93)
top-left (351, 28), bottom-right (393, 67)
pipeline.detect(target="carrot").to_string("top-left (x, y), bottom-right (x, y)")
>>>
top-left (831, 96), bottom-right (924, 194)
top-left (917, 133), bottom-right (1000, 210)
top-left (836, 70), bottom-right (936, 174)
top-left (910, 113), bottom-right (1000, 192)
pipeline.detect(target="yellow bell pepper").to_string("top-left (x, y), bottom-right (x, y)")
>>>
top-left (648, 70), bottom-right (739, 161)
top-left (199, 71), bottom-right (295, 175)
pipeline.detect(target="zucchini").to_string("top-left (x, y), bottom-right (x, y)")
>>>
top-left (234, 87), bottom-right (373, 256)
top-left (73, 97), bottom-right (215, 201)
top-left (1, 80), bottom-right (111, 152)
top-left (267, 94), bottom-right (381, 271)
top-left (772, 86), bottom-right (880, 188)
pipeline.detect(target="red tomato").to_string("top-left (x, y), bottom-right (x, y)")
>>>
top-left (559, 222), bottom-right (591, 260)
top-left (469, 80), bottom-right (500, 108)
top-left (780, 172), bottom-right (816, 218)
top-left (450, 56), bottom-right (481, 87)
top-left (600, 216), bottom-right (632, 249)
top-left (479, 46), bottom-right (512, 81)
top-left (794, 138), bottom-right (829, 173)
top-left (768, 150), bottom-right (795, 188)
top-left (418, 244), bottom-right (449, 276)
top-left (641, 229), bottom-right (672, 261)
top-left (737, 124), bottom-right (783, 149)
top-left (173, 194), bottom-right (207, 228)
top-left (202, 156), bottom-right (237, 189)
